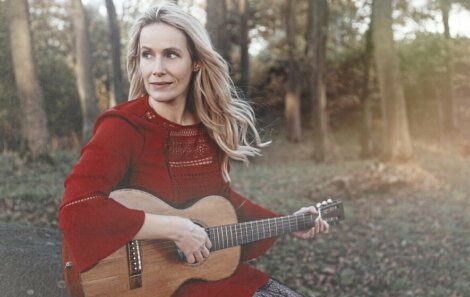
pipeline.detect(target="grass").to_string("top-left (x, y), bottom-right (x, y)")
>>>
top-left (1, 129), bottom-right (469, 297)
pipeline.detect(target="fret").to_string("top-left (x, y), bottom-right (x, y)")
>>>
top-left (267, 219), bottom-right (271, 238)
top-left (246, 221), bottom-right (250, 243)
top-left (243, 222), bottom-right (249, 243)
top-left (282, 217), bottom-right (286, 234)
top-left (274, 217), bottom-right (278, 236)
top-left (217, 226), bottom-right (222, 250)
top-left (282, 216), bottom-right (288, 234)
top-left (223, 225), bottom-right (228, 249)
top-left (234, 224), bottom-right (238, 246)
top-left (228, 225), bottom-right (233, 248)
top-left (211, 227), bottom-right (216, 251)
top-left (295, 215), bottom-right (301, 232)
top-left (212, 227), bottom-right (216, 251)
top-left (309, 214), bottom-right (314, 229)
top-left (250, 221), bottom-right (254, 243)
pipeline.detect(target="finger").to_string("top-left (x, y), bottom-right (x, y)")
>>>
top-left (186, 253), bottom-right (196, 264)
top-left (294, 231), bottom-right (310, 240)
top-left (193, 251), bottom-right (204, 263)
top-left (321, 220), bottom-right (327, 233)
top-left (294, 206), bottom-right (318, 215)
top-left (294, 207), bottom-right (307, 215)
top-left (309, 206), bottom-right (318, 215)
top-left (310, 228), bottom-right (316, 238)
top-left (205, 239), bottom-right (212, 250)
top-left (317, 219), bottom-right (324, 233)
top-left (324, 220), bottom-right (330, 233)
top-left (201, 246), bottom-right (210, 258)
top-left (315, 218), bottom-right (320, 233)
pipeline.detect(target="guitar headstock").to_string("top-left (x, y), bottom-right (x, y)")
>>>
top-left (316, 199), bottom-right (345, 225)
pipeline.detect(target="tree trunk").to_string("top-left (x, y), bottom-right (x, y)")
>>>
top-left (372, 0), bottom-right (412, 161)
top-left (105, 0), bottom-right (126, 106)
top-left (307, 0), bottom-right (331, 161)
top-left (206, 0), bottom-right (229, 62)
top-left (70, 0), bottom-right (99, 143)
top-left (238, 0), bottom-right (250, 97)
top-left (6, 0), bottom-right (49, 159)
top-left (284, 0), bottom-right (301, 142)
top-left (438, 0), bottom-right (456, 138)
top-left (360, 25), bottom-right (374, 158)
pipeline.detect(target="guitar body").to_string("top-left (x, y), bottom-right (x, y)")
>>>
top-left (62, 189), bottom-right (241, 297)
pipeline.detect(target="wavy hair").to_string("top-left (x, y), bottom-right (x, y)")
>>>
top-left (126, 2), bottom-right (269, 182)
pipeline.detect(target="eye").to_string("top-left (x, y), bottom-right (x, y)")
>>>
top-left (141, 51), bottom-right (152, 59)
top-left (166, 51), bottom-right (179, 59)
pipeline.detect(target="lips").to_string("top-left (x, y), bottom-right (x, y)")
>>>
top-left (149, 82), bottom-right (173, 90)
top-left (150, 82), bottom-right (172, 85)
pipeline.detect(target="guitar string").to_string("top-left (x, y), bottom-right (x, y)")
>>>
top-left (154, 214), bottom-right (317, 251)
top-left (132, 215), bottom-right (319, 256)
top-left (133, 210), bottom-right (339, 256)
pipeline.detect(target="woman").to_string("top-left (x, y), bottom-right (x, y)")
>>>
top-left (59, 3), bottom-right (328, 297)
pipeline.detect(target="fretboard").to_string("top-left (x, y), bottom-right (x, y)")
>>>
top-left (206, 214), bottom-right (316, 251)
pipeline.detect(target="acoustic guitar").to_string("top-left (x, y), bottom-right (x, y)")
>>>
top-left (62, 189), bottom-right (344, 297)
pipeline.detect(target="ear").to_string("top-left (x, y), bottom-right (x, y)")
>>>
top-left (193, 62), bottom-right (200, 72)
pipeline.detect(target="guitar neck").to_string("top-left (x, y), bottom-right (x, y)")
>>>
top-left (207, 213), bottom-right (317, 251)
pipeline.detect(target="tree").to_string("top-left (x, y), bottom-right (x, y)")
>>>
top-left (359, 24), bottom-right (375, 158)
top-left (307, 0), bottom-right (331, 161)
top-left (284, 0), bottom-right (301, 142)
top-left (105, 0), bottom-right (126, 105)
top-left (70, 0), bottom-right (100, 142)
top-left (6, 0), bottom-right (49, 159)
top-left (206, 0), bottom-right (229, 62)
top-left (238, 0), bottom-right (250, 97)
top-left (372, 0), bottom-right (412, 161)
top-left (437, 0), bottom-right (457, 137)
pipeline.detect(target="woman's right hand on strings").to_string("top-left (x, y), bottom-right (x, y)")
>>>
top-left (173, 217), bottom-right (212, 264)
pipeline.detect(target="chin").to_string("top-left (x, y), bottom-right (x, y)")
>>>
top-left (149, 94), bottom-right (173, 102)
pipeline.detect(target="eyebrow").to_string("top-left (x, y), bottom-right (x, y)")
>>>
top-left (140, 46), bottom-right (182, 53)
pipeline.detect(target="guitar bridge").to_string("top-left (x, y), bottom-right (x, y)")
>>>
top-left (126, 240), bottom-right (142, 289)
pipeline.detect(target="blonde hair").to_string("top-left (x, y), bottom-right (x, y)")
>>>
top-left (126, 2), bottom-right (269, 182)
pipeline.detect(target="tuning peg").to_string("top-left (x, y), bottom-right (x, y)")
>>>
top-left (316, 203), bottom-right (322, 209)
top-left (322, 201), bottom-right (327, 205)
top-left (327, 198), bottom-right (333, 203)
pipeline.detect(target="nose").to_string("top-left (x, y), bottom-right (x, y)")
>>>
top-left (152, 57), bottom-right (166, 76)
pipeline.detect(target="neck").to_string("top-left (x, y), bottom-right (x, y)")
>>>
top-left (148, 96), bottom-right (194, 125)
top-left (207, 213), bottom-right (319, 251)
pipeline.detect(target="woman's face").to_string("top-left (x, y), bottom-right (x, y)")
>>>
top-left (139, 23), bottom-right (196, 106)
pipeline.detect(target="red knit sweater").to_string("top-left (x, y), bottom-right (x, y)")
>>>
top-left (58, 95), bottom-right (278, 297)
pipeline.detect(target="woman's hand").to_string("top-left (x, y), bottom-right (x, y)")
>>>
top-left (172, 217), bottom-right (212, 264)
top-left (292, 206), bottom-right (329, 239)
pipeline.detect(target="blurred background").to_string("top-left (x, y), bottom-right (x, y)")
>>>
top-left (0, 0), bottom-right (469, 296)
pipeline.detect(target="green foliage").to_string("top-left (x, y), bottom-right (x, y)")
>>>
top-left (250, 0), bottom-right (371, 128)
top-left (0, 0), bottom-right (118, 150)
top-left (397, 33), bottom-right (470, 138)
top-left (0, 150), bottom-right (78, 226)
top-left (29, 0), bottom-right (82, 137)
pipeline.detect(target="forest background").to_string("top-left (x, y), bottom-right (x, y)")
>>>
top-left (1, 0), bottom-right (469, 296)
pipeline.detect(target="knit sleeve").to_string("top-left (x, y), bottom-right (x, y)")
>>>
top-left (58, 116), bottom-right (145, 272)
top-left (228, 189), bottom-right (279, 262)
